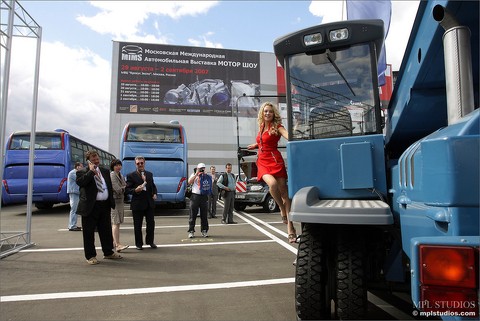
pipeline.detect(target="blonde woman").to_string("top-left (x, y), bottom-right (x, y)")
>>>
top-left (110, 159), bottom-right (129, 252)
top-left (247, 102), bottom-right (297, 243)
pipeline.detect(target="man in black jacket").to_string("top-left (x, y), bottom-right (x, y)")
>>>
top-left (76, 150), bottom-right (122, 265)
top-left (125, 156), bottom-right (158, 250)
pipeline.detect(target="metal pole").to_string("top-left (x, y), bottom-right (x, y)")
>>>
top-left (235, 95), bottom-right (243, 178)
top-left (0, 0), bottom-right (16, 213)
top-left (25, 27), bottom-right (42, 243)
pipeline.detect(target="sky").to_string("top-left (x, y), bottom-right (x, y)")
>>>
top-left (3, 0), bottom-right (420, 152)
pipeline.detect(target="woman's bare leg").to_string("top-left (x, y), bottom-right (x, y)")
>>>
top-left (112, 224), bottom-right (120, 248)
top-left (262, 174), bottom-right (287, 222)
top-left (276, 177), bottom-right (296, 237)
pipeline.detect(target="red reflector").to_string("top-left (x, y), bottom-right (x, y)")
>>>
top-left (58, 178), bottom-right (67, 193)
top-left (420, 245), bottom-right (477, 288)
top-left (2, 180), bottom-right (9, 193)
top-left (177, 177), bottom-right (186, 193)
top-left (420, 285), bottom-right (478, 315)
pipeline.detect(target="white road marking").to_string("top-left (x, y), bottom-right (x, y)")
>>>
top-left (20, 239), bottom-right (275, 252)
top-left (0, 278), bottom-right (295, 302)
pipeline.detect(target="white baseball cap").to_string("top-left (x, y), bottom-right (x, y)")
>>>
top-left (197, 163), bottom-right (206, 169)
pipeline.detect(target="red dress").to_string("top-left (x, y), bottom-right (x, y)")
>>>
top-left (256, 123), bottom-right (287, 182)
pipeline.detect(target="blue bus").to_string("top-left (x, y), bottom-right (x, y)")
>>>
top-left (1, 129), bottom-right (115, 209)
top-left (120, 121), bottom-right (188, 209)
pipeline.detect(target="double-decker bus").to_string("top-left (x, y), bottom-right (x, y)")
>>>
top-left (120, 121), bottom-right (188, 209)
top-left (1, 129), bottom-right (116, 209)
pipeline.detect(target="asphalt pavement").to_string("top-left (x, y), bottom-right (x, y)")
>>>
top-left (0, 201), bottom-right (299, 321)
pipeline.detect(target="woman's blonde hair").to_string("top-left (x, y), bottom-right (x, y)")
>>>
top-left (257, 102), bottom-right (282, 135)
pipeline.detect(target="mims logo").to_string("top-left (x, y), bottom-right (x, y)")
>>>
top-left (122, 45), bottom-right (142, 61)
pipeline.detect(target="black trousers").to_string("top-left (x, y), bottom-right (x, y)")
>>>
top-left (132, 206), bottom-right (155, 247)
top-left (81, 200), bottom-right (114, 260)
top-left (189, 193), bottom-right (209, 233)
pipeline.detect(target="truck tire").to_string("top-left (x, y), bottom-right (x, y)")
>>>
top-left (295, 224), bottom-right (367, 320)
top-left (295, 223), bottom-right (329, 320)
top-left (334, 228), bottom-right (367, 320)
top-left (263, 194), bottom-right (279, 213)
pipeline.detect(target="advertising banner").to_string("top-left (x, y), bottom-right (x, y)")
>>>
top-left (116, 42), bottom-right (261, 117)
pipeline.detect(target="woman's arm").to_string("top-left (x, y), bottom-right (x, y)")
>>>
top-left (278, 126), bottom-right (289, 140)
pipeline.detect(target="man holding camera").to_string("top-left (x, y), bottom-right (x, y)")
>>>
top-left (187, 163), bottom-right (212, 238)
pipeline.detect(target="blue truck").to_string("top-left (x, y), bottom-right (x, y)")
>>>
top-left (273, 0), bottom-right (478, 319)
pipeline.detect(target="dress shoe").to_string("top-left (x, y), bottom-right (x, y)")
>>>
top-left (228, 221), bottom-right (238, 224)
top-left (86, 257), bottom-right (98, 265)
top-left (136, 246), bottom-right (143, 250)
top-left (149, 243), bottom-right (157, 249)
top-left (69, 226), bottom-right (82, 231)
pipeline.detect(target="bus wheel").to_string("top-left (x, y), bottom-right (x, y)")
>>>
top-left (295, 223), bottom-right (329, 320)
top-left (35, 202), bottom-right (54, 210)
top-left (177, 201), bottom-right (187, 209)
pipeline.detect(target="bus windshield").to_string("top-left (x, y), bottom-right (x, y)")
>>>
top-left (288, 43), bottom-right (378, 140)
top-left (125, 126), bottom-right (182, 143)
top-left (8, 133), bottom-right (63, 150)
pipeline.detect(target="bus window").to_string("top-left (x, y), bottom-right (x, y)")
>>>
top-left (8, 134), bottom-right (63, 150)
top-left (126, 126), bottom-right (181, 143)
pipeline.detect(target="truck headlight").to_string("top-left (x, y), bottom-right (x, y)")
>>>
top-left (304, 32), bottom-right (323, 46)
top-left (329, 28), bottom-right (349, 42)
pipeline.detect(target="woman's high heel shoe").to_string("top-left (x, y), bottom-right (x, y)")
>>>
top-left (288, 227), bottom-right (299, 244)
top-left (288, 233), bottom-right (299, 244)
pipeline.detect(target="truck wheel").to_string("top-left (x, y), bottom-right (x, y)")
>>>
top-left (334, 228), bottom-right (367, 320)
top-left (234, 204), bottom-right (246, 211)
top-left (295, 223), bottom-right (329, 320)
top-left (263, 194), bottom-right (279, 213)
top-left (295, 225), bottom-right (367, 320)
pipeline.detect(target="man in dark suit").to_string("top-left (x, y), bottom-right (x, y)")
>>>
top-left (76, 150), bottom-right (122, 265)
top-left (125, 156), bottom-right (158, 250)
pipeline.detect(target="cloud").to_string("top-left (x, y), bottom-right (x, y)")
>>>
top-left (77, 1), bottom-right (219, 44)
top-left (309, 1), bottom-right (344, 23)
top-left (6, 38), bottom-right (111, 150)
top-left (385, 1), bottom-right (420, 70)
top-left (308, 0), bottom-right (419, 71)
top-left (188, 32), bottom-right (223, 48)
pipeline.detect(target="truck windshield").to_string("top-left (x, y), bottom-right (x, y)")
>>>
top-left (288, 43), bottom-right (378, 140)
